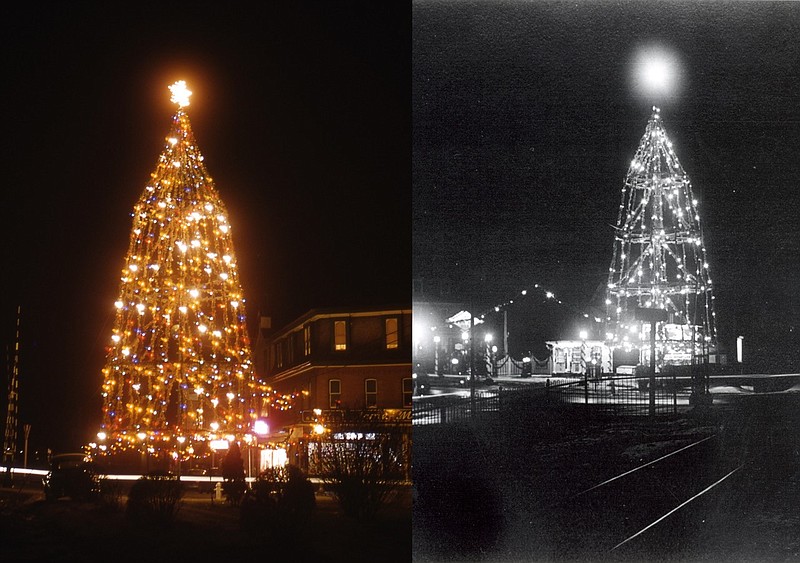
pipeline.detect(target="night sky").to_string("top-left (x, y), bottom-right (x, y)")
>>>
top-left (414, 2), bottom-right (800, 367)
top-left (1, 3), bottom-right (410, 455)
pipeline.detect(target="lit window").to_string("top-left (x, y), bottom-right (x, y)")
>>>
top-left (402, 378), bottom-right (412, 407)
top-left (334, 320), bottom-right (347, 351)
top-left (385, 318), bottom-right (399, 349)
top-left (365, 379), bottom-right (377, 408)
top-left (275, 342), bottom-right (283, 369)
top-left (329, 379), bottom-right (341, 409)
top-left (304, 325), bottom-right (311, 356)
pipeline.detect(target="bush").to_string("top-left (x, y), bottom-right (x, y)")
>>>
top-left (240, 465), bottom-right (315, 539)
top-left (126, 471), bottom-right (183, 527)
top-left (311, 431), bottom-right (406, 520)
top-left (98, 479), bottom-right (126, 512)
top-left (221, 442), bottom-right (247, 506)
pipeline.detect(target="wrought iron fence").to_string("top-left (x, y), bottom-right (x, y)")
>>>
top-left (412, 374), bottom-right (692, 425)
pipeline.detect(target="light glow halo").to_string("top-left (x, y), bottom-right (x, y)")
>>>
top-left (632, 45), bottom-right (682, 102)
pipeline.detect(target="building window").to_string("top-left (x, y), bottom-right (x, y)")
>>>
top-left (365, 379), bottom-right (377, 408)
top-left (275, 342), bottom-right (283, 369)
top-left (303, 324), bottom-right (311, 356)
top-left (385, 318), bottom-right (399, 349)
top-left (287, 333), bottom-right (295, 364)
top-left (329, 379), bottom-right (341, 408)
top-left (402, 378), bottom-right (413, 407)
top-left (334, 320), bottom-right (347, 351)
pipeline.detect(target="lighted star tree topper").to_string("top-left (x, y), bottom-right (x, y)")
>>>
top-left (99, 81), bottom-right (291, 451)
top-left (605, 107), bottom-right (717, 367)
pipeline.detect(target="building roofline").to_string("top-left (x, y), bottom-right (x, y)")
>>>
top-left (265, 306), bottom-right (412, 340)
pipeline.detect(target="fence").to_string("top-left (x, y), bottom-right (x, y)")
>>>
top-left (412, 374), bottom-right (691, 425)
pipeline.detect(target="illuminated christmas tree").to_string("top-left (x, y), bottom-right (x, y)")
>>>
top-left (605, 106), bottom-right (717, 367)
top-left (100, 82), bottom-right (283, 450)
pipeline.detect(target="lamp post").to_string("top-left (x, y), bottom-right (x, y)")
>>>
top-left (579, 330), bottom-right (589, 404)
top-left (484, 333), bottom-right (493, 379)
top-left (137, 432), bottom-right (147, 473)
top-left (579, 330), bottom-right (588, 375)
top-left (253, 419), bottom-right (269, 477)
top-left (467, 313), bottom-right (476, 417)
top-left (176, 436), bottom-right (186, 478)
top-left (433, 335), bottom-right (441, 376)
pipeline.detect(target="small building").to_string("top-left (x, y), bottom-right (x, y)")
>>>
top-left (546, 340), bottom-right (613, 375)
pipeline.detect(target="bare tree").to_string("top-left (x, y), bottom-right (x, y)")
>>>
top-left (310, 423), bottom-right (407, 520)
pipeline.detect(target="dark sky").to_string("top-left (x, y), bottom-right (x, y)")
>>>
top-left (413, 2), bottom-right (800, 367)
top-left (1, 3), bottom-right (410, 454)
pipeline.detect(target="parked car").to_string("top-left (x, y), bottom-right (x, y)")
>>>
top-left (184, 467), bottom-right (220, 493)
top-left (43, 453), bottom-right (101, 501)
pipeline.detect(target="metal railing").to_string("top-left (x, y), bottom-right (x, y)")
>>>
top-left (412, 374), bottom-right (691, 425)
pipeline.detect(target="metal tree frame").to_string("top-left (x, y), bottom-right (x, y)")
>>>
top-left (605, 107), bottom-right (717, 368)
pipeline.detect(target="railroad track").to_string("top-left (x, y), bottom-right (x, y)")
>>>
top-left (551, 398), bottom-right (800, 560)
top-left (536, 432), bottom-right (747, 559)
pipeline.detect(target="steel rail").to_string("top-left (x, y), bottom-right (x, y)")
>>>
top-left (571, 434), bottom-right (716, 498)
top-left (610, 464), bottom-right (744, 552)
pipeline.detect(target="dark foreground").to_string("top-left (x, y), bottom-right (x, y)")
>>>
top-left (413, 395), bottom-right (800, 562)
top-left (1, 483), bottom-right (410, 562)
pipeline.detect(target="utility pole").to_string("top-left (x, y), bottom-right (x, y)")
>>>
top-left (503, 309), bottom-right (508, 357)
top-left (3, 306), bottom-right (21, 468)
top-left (23, 424), bottom-right (31, 469)
top-left (636, 307), bottom-right (667, 418)
top-left (469, 309), bottom-right (476, 417)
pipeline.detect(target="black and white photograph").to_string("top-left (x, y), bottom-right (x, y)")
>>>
top-left (413, 1), bottom-right (800, 561)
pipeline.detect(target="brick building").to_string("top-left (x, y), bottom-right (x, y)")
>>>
top-left (255, 306), bottom-right (413, 426)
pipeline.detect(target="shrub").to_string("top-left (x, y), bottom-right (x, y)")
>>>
top-left (126, 471), bottom-right (183, 527)
top-left (240, 465), bottom-right (316, 539)
top-left (98, 479), bottom-right (126, 512)
top-left (310, 430), bottom-right (406, 520)
top-left (221, 442), bottom-right (247, 506)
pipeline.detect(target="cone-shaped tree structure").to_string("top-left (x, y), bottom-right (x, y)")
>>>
top-left (100, 82), bottom-right (283, 449)
top-left (605, 107), bottom-right (717, 367)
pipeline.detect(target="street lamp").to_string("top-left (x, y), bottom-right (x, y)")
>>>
top-left (253, 419), bottom-right (269, 437)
